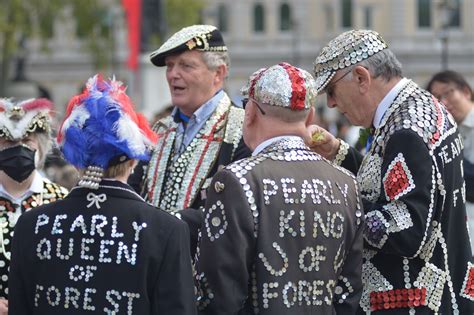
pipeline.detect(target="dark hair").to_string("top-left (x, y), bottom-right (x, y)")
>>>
top-left (426, 70), bottom-right (473, 101)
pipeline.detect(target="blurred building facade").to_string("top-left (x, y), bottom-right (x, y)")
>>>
top-left (202, 0), bottom-right (474, 105)
top-left (22, 4), bottom-right (129, 125)
top-left (16, 0), bottom-right (474, 122)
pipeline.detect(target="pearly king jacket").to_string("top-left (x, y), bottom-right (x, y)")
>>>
top-left (131, 93), bottom-right (251, 255)
top-left (338, 80), bottom-right (474, 314)
top-left (196, 137), bottom-right (365, 314)
top-left (8, 179), bottom-right (196, 315)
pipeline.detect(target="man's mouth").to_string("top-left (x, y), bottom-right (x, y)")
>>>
top-left (172, 86), bottom-right (186, 93)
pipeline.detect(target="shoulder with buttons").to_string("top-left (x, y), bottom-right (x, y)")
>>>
top-left (379, 81), bottom-right (452, 148)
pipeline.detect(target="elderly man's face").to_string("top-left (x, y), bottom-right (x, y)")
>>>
top-left (324, 68), bottom-right (371, 127)
top-left (165, 50), bottom-right (221, 115)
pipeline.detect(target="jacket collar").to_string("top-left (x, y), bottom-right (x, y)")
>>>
top-left (68, 179), bottom-right (144, 202)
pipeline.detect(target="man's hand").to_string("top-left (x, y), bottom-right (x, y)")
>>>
top-left (0, 298), bottom-right (8, 315)
top-left (305, 125), bottom-right (341, 161)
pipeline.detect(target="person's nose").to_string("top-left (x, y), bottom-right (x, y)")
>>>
top-left (327, 95), bottom-right (337, 108)
top-left (167, 66), bottom-right (180, 80)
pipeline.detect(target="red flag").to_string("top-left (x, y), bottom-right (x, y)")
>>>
top-left (122, 0), bottom-right (142, 70)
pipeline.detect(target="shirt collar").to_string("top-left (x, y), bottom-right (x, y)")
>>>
top-left (373, 77), bottom-right (409, 128)
top-left (0, 170), bottom-right (43, 204)
top-left (172, 89), bottom-right (224, 124)
top-left (29, 170), bottom-right (44, 193)
top-left (252, 135), bottom-right (302, 156)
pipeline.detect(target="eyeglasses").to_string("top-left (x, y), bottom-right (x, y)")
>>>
top-left (435, 88), bottom-right (456, 101)
top-left (325, 68), bottom-right (353, 98)
top-left (242, 98), bottom-right (266, 115)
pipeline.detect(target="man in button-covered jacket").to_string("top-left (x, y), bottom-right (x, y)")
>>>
top-left (195, 62), bottom-right (364, 314)
top-left (129, 25), bottom-right (251, 256)
top-left (307, 29), bottom-right (474, 314)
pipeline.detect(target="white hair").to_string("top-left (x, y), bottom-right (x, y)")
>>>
top-left (202, 51), bottom-right (230, 73)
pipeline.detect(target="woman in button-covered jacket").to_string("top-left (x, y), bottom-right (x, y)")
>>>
top-left (8, 75), bottom-right (197, 315)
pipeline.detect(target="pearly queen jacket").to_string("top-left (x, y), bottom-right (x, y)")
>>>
top-left (130, 93), bottom-right (251, 254)
top-left (336, 80), bottom-right (474, 314)
top-left (195, 138), bottom-right (365, 314)
top-left (8, 179), bottom-right (196, 315)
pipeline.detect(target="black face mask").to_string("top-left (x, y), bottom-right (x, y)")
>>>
top-left (0, 145), bottom-right (36, 183)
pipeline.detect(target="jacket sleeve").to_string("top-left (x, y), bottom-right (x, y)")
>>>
top-left (340, 146), bottom-right (364, 175)
top-left (362, 129), bottom-right (434, 257)
top-left (195, 169), bottom-right (256, 314)
top-left (179, 207), bottom-right (204, 259)
top-left (334, 194), bottom-right (365, 314)
top-left (8, 215), bottom-right (31, 315)
top-left (153, 220), bottom-right (197, 315)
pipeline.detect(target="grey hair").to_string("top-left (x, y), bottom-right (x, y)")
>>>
top-left (357, 49), bottom-right (403, 82)
top-left (34, 132), bottom-right (52, 169)
top-left (260, 103), bottom-right (311, 123)
top-left (202, 51), bottom-right (230, 72)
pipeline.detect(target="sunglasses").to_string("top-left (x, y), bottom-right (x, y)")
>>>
top-left (242, 98), bottom-right (266, 115)
top-left (325, 68), bottom-right (353, 98)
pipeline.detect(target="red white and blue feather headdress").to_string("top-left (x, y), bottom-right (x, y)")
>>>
top-left (57, 74), bottom-right (157, 172)
top-left (0, 98), bottom-right (53, 140)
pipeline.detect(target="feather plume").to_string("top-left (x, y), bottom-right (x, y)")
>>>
top-left (19, 98), bottom-right (53, 111)
top-left (59, 74), bottom-right (157, 169)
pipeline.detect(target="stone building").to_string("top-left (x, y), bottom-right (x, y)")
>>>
top-left (15, 0), bottom-right (474, 122)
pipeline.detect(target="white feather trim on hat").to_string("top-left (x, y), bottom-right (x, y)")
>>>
top-left (57, 106), bottom-right (91, 145)
top-left (114, 113), bottom-right (150, 156)
top-left (0, 98), bottom-right (53, 140)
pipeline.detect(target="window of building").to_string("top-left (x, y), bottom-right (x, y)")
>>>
top-left (280, 3), bottom-right (292, 31)
top-left (217, 4), bottom-right (228, 32)
top-left (417, 0), bottom-right (431, 28)
top-left (449, 0), bottom-right (461, 27)
top-left (254, 3), bottom-right (265, 32)
top-left (341, 0), bottom-right (352, 28)
top-left (363, 5), bottom-right (373, 28)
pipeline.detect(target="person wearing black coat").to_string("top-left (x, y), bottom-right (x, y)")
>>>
top-left (196, 63), bottom-right (364, 314)
top-left (129, 25), bottom-right (251, 258)
top-left (8, 75), bottom-right (197, 315)
top-left (308, 30), bottom-right (474, 314)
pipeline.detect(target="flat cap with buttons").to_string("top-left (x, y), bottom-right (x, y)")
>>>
top-left (313, 29), bottom-right (388, 93)
top-left (150, 24), bottom-right (227, 67)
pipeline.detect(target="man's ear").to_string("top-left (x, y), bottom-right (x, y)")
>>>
top-left (305, 106), bottom-right (316, 126)
top-left (244, 101), bottom-right (257, 127)
top-left (214, 64), bottom-right (228, 85)
top-left (461, 85), bottom-right (473, 100)
top-left (354, 65), bottom-right (371, 94)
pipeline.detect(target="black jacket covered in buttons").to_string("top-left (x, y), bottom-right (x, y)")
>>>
top-left (8, 179), bottom-right (197, 315)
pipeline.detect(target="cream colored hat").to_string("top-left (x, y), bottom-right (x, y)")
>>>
top-left (0, 98), bottom-right (53, 141)
top-left (150, 25), bottom-right (227, 67)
